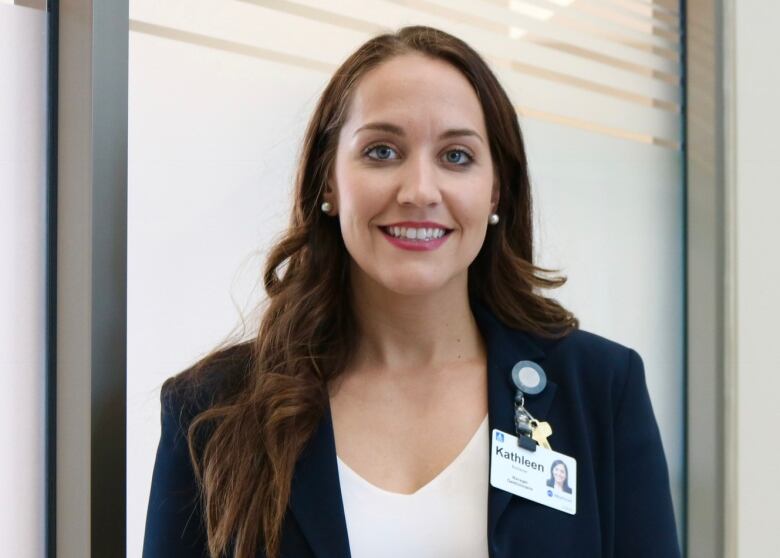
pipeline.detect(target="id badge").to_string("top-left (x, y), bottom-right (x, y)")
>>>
top-left (490, 429), bottom-right (577, 515)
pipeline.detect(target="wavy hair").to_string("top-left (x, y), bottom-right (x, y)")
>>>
top-left (167, 25), bottom-right (578, 558)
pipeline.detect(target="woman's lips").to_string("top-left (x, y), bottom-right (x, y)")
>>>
top-left (379, 226), bottom-right (453, 251)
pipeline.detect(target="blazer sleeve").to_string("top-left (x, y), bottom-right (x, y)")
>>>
top-left (612, 349), bottom-right (681, 558)
top-left (142, 381), bottom-right (210, 558)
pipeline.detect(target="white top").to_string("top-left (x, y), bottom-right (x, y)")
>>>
top-left (336, 414), bottom-right (490, 558)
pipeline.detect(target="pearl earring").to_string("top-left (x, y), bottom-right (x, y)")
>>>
top-left (321, 201), bottom-right (332, 213)
top-left (488, 213), bottom-right (499, 225)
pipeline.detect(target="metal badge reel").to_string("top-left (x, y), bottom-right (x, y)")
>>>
top-left (511, 360), bottom-right (547, 395)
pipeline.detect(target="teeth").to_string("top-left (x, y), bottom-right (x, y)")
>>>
top-left (385, 226), bottom-right (448, 241)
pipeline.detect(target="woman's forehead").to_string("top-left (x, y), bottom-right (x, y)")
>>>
top-left (343, 54), bottom-right (486, 135)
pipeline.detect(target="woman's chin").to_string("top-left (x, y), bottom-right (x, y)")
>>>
top-left (351, 261), bottom-right (466, 298)
top-left (379, 279), bottom-right (445, 297)
top-left (360, 271), bottom-right (439, 294)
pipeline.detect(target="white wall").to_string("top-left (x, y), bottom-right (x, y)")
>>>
top-left (0, 3), bottom-right (47, 557)
top-left (127, 1), bottom-right (685, 555)
top-left (732, 1), bottom-right (780, 555)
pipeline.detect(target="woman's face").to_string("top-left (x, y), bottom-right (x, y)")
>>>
top-left (327, 53), bottom-right (498, 297)
top-left (553, 463), bottom-right (567, 485)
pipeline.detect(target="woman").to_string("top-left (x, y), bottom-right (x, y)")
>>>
top-left (143, 25), bottom-right (680, 558)
top-left (547, 459), bottom-right (573, 494)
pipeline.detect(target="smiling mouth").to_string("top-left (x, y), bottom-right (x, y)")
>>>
top-left (378, 225), bottom-right (454, 242)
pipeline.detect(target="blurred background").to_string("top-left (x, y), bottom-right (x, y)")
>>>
top-left (2, 0), bottom-right (777, 556)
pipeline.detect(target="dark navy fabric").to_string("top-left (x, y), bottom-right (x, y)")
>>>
top-left (143, 298), bottom-right (681, 557)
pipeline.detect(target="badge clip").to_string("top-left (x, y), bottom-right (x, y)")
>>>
top-left (510, 360), bottom-right (551, 451)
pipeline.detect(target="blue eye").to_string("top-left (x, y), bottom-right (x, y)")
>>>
top-left (444, 149), bottom-right (473, 166)
top-left (365, 144), bottom-right (399, 161)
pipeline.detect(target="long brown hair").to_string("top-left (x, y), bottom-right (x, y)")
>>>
top-left (167, 25), bottom-right (578, 558)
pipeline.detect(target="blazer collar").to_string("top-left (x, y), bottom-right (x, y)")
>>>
top-left (288, 297), bottom-right (556, 557)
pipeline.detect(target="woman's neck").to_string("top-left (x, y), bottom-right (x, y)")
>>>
top-left (348, 271), bottom-right (484, 375)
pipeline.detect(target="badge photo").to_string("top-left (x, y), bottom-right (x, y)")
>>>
top-left (490, 428), bottom-right (577, 515)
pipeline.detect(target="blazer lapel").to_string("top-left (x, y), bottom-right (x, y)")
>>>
top-left (470, 298), bottom-right (558, 545)
top-left (288, 403), bottom-right (352, 558)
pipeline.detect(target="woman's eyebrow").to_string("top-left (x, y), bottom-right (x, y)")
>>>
top-left (354, 122), bottom-right (484, 144)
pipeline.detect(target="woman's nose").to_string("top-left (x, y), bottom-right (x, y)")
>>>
top-left (396, 154), bottom-right (442, 207)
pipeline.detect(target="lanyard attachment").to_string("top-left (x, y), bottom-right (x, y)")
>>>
top-left (514, 390), bottom-right (539, 451)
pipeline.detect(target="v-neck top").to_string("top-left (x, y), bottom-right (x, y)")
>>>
top-left (336, 414), bottom-right (490, 558)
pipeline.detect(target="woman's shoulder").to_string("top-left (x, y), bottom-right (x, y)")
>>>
top-left (160, 340), bottom-right (255, 422)
top-left (527, 327), bottom-right (646, 404)
top-left (144, 343), bottom-right (254, 557)
top-left (528, 325), bottom-right (638, 362)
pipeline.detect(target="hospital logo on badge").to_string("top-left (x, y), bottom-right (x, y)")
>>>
top-left (495, 431), bottom-right (504, 443)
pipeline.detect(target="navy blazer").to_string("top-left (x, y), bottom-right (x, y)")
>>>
top-left (143, 299), bottom-right (681, 557)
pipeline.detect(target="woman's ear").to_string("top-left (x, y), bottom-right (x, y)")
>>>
top-left (490, 177), bottom-right (500, 213)
top-left (323, 173), bottom-right (338, 214)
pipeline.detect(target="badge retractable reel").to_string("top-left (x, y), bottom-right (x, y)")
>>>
top-left (510, 360), bottom-right (553, 452)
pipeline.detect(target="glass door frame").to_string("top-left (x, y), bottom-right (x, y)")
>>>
top-left (52, 1), bottom-right (735, 556)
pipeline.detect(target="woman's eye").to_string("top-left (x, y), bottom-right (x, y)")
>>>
top-left (365, 144), bottom-right (399, 161)
top-left (444, 149), bottom-right (473, 166)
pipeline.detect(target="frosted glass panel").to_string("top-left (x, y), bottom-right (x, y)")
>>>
top-left (0, 2), bottom-right (48, 557)
top-left (128, 1), bottom-right (684, 554)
